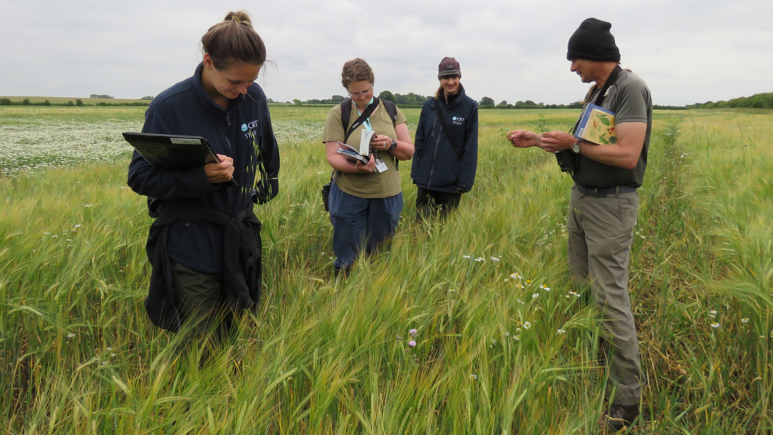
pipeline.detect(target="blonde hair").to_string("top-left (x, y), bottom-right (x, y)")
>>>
top-left (201, 11), bottom-right (266, 70)
top-left (435, 85), bottom-right (444, 100)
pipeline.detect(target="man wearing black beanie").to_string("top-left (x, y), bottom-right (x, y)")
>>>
top-left (507, 17), bottom-right (651, 432)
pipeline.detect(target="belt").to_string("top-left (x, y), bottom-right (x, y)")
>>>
top-left (574, 183), bottom-right (636, 197)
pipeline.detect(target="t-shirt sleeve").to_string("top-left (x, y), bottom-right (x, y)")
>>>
top-left (322, 106), bottom-right (345, 143)
top-left (613, 76), bottom-right (650, 124)
top-left (395, 107), bottom-right (408, 126)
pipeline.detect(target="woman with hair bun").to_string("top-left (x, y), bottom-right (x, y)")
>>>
top-left (128, 11), bottom-right (280, 338)
top-left (322, 58), bottom-right (414, 276)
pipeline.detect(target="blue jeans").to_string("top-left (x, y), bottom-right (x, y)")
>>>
top-left (328, 183), bottom-right (403, 271)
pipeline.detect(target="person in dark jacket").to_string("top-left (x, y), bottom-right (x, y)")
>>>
top-left (127, 11), bottom-right (280, 338)
top-left (411, 57), bottom-right (478, 220)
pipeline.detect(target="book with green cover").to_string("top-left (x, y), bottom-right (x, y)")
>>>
top-left (575, 104), bottom-right (617, 145)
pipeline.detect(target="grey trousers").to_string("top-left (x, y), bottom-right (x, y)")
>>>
top-left (567, 185), bottom-right (642, 406)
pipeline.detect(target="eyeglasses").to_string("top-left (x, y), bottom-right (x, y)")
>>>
top-left (348, 87), bottom-right (373, 97)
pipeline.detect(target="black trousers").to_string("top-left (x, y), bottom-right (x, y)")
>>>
top-left (416, 187), bottom-right (462, 220)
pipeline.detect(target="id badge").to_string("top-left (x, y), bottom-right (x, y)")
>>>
top-left (374, 155), bottom-right (388, 173)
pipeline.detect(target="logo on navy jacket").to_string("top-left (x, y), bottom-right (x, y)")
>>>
top-left (452, 116), bottom-right (465, 126)
top-left (242, 120), bottom-right (259, 139)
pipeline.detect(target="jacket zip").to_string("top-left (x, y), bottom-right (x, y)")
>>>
top-left (426, 107), bottom-right (443, 191)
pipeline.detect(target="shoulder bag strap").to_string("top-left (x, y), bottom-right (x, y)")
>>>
top-left (341, 97), bottom-right (381, 143)
top-left (433, 99), bottom-right (464, 158)
top-left (559, 65), bottom-right (623, 175)
top-left (570, 65), bottom-right (623, 135)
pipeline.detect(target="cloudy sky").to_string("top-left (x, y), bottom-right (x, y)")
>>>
top-left (1, 0), bottom-right (771, 106)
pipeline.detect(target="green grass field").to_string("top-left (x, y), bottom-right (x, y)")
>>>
top-left (1, 105), bottom-right (772, 434)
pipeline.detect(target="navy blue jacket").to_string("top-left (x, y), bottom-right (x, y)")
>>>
top-left (128, 63), bottom-right (280, 274)
top-left (411, 84), bottom-right (478, 193)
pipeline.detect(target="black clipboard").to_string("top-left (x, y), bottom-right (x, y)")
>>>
top-left (122, 132), bottom-right (239, 187)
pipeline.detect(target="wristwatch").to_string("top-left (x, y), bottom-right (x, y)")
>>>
top-left (572, 140), bottom-right (582, 154)
top-left (389, 139), bottom-right (397, 151)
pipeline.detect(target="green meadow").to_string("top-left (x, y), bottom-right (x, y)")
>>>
top-left (1, 105), bottom-right (772, 434)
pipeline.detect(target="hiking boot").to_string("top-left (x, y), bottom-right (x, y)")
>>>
top-left (605, 403), bottom-right (639, 432)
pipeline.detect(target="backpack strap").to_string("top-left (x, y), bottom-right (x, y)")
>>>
top-left (382, 100), bottom-right (398, 127)
top-left (340, 99), bottom-right (352, 140)
top-left (382, 99), bottom-right (400, 169)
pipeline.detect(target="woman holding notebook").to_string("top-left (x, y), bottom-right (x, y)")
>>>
top-left (322, 58), bottom-right (414, 276)
top-left (127, 11), bottom-right (280, 342)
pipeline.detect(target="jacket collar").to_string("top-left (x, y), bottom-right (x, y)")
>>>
top-left (193, 62), bottom-right (246, 113)
top-left (438, 83), bottom-right (466, 110)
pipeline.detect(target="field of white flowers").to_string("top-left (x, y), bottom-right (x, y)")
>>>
top-left (0, 111), bottom-right (322, 177)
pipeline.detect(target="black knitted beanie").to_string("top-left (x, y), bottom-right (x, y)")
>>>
top-left (567, 18), bottom-right (620, 62)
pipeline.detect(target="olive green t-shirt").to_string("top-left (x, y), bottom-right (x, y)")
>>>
top-left (322, 101), bottom-right (407, 198)
top-left (572, 69), bottom-right (653, 188)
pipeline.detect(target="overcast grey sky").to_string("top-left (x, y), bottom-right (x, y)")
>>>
top-left (1, 0), bottom-right (771, 106)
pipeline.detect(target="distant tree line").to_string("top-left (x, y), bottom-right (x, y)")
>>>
top-left (687, 92), bottom-right (773, 109)
top-left (302, 95), bottom-right (346, 105)
top-left (0, 98), bottom-right (63, 106)
top-left (271, 92), bottom-right (585, 109)
top-left (377, 91), bottom-right (432, 106)
top-left (202, 91), bottom-right (773, 111)
top-left (0, 98), bottom-right (149, 107)
top-left (477, 96), bottom-right (584, 109)
top-left (90, 94), bottom-right (114, 99)
top-left (275, 92), bottom-right (436, 107)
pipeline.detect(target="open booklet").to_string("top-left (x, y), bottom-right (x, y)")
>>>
top-left (335, 130), bottom-right (376, 164)
top-left (575, 103), bottom-right (617, 145)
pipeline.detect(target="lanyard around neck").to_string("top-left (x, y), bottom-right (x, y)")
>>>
top-left (355, 97), bottom-right (375, 131)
